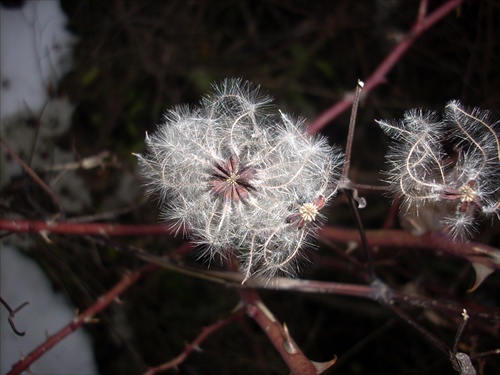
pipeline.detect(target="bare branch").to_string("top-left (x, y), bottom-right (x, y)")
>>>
top-left (0, 297), bottom-right (29, 336)
top-left (144, 310), bottom-right (244, 375)
top-left (307, 0), bottom-right (463, 134)
top-left (0, 137), bottom-right (65, 216)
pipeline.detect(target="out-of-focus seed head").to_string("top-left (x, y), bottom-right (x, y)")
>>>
top-left (377, 101), bottom-right (499, 240)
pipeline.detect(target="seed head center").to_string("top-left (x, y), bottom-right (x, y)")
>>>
top-left (210, 155), bottom-right (256, 203)
top-left (226, 175), bottom-right (240, 185)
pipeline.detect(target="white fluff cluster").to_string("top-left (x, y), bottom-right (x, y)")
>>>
top-left (137, 79), bottom-right (344, 279)
top-left (377, 100), bottom-right (499, 239)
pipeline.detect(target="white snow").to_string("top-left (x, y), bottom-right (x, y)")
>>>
top-left (1, 0), bottom-right (75, 117)
top-left (1, 246), bottom-right (99, 374)
top-left (1, 1), bottom-right (98, 374)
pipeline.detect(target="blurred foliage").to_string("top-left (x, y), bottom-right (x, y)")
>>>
top-left (4, 0), bottom-right (499, 374)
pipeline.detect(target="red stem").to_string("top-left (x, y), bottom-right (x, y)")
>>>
top-left (307, 0), bottom-right (463, 134)
top-left (320, 226), bottom-right (500, 270)
top-left (2, 219), bottom-right (497, 271)
top-left (0, 219), bottom-right (170, 236)
top-left (238, 288), bottom-right (322, 375)
top-left (7, 264), bottom-right (157, 375)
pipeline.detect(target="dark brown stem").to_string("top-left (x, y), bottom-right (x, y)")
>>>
top-left (388, 304), bottom-right (450, 355)
top-left (343, 189), bottom-right (375, 281)
top-left (342, 81), bottom-right (363, 182)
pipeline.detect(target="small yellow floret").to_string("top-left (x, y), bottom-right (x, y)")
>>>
top-left (300, 203), bottom-right (319, 222)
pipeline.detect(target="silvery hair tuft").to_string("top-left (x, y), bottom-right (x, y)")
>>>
top-left (136, 78), bottom-right (345, 280)
top-left (377, 101), bottom-right (499, 240)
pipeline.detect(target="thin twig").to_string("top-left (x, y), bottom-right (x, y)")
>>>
top-left (470, 349), bottom-right (500, 360)
top-left (342, 80), bottom-right (364, 183)
top-left (453, 309), bottom-right (469, 355)
top-left (344, 189), bottom-right (376, 281)
top-left (144, 310), bottom-right (244, 375)
top-left (0, 297), bottom-right (29, 336)
top-left (388, 304), bottom-right (450, 355)
top-left (0, 137), bottom-right (65, 216)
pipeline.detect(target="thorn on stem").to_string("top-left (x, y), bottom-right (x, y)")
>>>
top-left (282, 323), bottom-right (298, 354)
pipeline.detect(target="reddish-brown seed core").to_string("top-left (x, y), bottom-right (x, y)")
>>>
top-left (209, 155), bottom-right (256, 202)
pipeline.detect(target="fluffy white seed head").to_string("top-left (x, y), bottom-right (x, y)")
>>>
top-left (378, 101), bottom-right (499, 240)
top-left (137, 78), bottom-right (344, 279)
